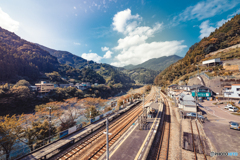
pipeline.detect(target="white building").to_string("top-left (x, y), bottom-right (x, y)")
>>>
top-left (177, 93), bottom-right (197, 112)
top-left (35, 81), bottom-right (57, 93)
top-left (224, 84), bottom-right (240, 98)
top-left (202, 58), bottom-right (221, 66)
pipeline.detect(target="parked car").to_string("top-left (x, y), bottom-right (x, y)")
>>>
top-left (228, 106), bottom-right (238, 112)
top-left (198, 97), bottom-right (203, 102)
top-left (186, 112), bottom-right (205, 119)
top-left (225, 104), bottom-right (233, 109)
top-left (229, 121), bottom-right (240, 130)
top-left (238, 101), bottom-right (240, 104)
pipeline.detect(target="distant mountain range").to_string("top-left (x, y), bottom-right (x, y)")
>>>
top-left (123, 55), bottom-right (182, 71)
top-left (36, 44), bottom-right (134, 84)
top-left (0, 25), bottom-right (181, 85)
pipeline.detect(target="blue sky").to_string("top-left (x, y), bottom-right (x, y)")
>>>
top-left (0, 0), bottom-right (240, 67)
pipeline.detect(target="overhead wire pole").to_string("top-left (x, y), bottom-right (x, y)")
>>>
top-left (104, 117), bottom-right (112, 160)
top-left (195, 88), bottom-right (198, 120)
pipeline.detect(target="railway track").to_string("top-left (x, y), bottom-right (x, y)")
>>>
top-left (57, 88), bottom-right (156, 160)
top-left (147, 89), bottom-right (170, 160)
top-left (190, 120), bottom-right (207, 160)
top-left (158, 92), bottom-right (170, 160)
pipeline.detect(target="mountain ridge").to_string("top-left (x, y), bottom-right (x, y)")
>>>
top-left (123, 55), bottom-right (182, 71)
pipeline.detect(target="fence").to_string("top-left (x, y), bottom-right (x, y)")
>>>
top-left (0, 100), bottom-right (126, 160)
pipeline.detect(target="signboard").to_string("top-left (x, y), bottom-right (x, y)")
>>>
top-left (192, 92), bottom-right (211, 97)
top-left (60, 130), bottom-right (68, 138)
top-left (68, 126), bottom-right (76, 134)
top-left (95, 116), bottom-right (100, 121)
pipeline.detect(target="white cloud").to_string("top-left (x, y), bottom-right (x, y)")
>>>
top-left (111, 41), bottom-right (186, 67)
top-left (229, 8), bottom-right (240, 17)
top-left (89, 50), bottom-right (92, 52)
top-left (217, 18), bottom-right (230, 27)
top-left (103, 50), bottom-right (113, 59)
top-left (112, 8), bottom-right (140, 33)
top-left (111, 9), bottom-right (187, 67)
top-left (0, 7), bottom-right (19, 32)
top-left (173, 0), bottom-right (240, 25)
top-left (199, 20), bottom-right (215, 39)
top-left (74, 6), bottom-right (76, 9)
top-left (101, 46), bottom-right (109, 51)
top-left (74, 42), bottom-right (81, 45)
top-left (81, 53), bottom-right (102, 63)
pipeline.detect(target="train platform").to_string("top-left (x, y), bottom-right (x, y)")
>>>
top-left (20, 101), bottom-right (141, 160)
top-left (100, 102), bottom-right (163, 160)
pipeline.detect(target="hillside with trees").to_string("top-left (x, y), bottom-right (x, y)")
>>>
top-left (121, 68), bottom-right (160, 84)
top-left (154, 14), bottom-right (240, 86)
top-left (37, 44), bottom-right (134, 85)
top-left (0, 27), bottom-right (105, 84)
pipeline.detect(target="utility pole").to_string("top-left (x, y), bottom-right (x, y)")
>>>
top-left (47, 107), bottom-right (52, 143)
top-left (103, 117), bottom-right (112, 160)
top-left (195, 88), bottom-right (198, 120)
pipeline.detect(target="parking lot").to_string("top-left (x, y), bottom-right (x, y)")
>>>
top-left (199, 100), bottom-right (240, 122)
top-left (203, 114), bottom-right (240, 160)
top-left (199, 100), bottom-right (240, 160)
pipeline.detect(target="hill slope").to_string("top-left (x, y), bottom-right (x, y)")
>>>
top-left (124, 55), bottom-right (182, 71)
top-left (154, 14), bottom-right (240, 86)
top-left (121, 68), bottom-right (160, 84)
top-left (0, 27), bottom-right (105, 84)
top-left (37, 44), bottom-right (134, 84)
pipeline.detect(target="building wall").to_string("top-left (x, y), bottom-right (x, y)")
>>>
top-left (36, 84), bottom-right (55, 92)
top-left (183, 106), bottom-right (196, 112)
top-left (224, 85), bottom-right (240, 98)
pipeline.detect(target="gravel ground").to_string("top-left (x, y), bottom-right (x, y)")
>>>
top-left (168, 99), bottom-right (181, 160)
top-left (167, 98), bottom-right (216, 160)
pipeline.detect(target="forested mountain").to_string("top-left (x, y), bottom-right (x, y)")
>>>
top-left (121, 68), bottom-right (160, 84)
top-left (0, 27), bottom-right (59, 82)
top-left (37, 44), bottom-right (134, 84)
top-left (124, 55), bottom-right (182, 71)
top-left (37, 44), bottom-right (95, 69)
top-left (154, 14), bottom-right (240, 86)
top-left (0, 27), bottom-right (105, 84)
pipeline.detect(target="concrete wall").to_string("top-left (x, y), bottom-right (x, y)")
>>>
top-left (188, 75), bottom-right (222, 94)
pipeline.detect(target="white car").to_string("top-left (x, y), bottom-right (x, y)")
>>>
top-left (228, 107), bottom-right (238, 112)
top-left (225, 104), bottom-right (233, 109)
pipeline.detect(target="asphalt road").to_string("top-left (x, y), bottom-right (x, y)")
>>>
top-left (203, 114), bottom-right (240, 160)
